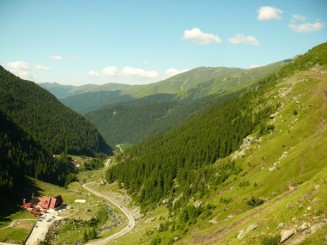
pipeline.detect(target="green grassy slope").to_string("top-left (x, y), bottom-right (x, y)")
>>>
top-left (109, 42), bottom-right (327, 244)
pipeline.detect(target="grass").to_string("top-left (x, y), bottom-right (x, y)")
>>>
top-left (107, 64), bottom-right (327, 244)
top-left (0, 227), bottom-right (28, 244)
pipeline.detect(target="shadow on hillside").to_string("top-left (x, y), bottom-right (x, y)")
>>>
top-left (0, 177), bottom-right (43, 226)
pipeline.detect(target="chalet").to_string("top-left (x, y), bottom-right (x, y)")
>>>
top-left (23, 203), bottom-right (32, 208)
top-left (30, 197), bottom-right (40, 206)
top-left (40, 195), bottom-right (63, 210)
top-left (31, 208), bottom-right (41, 215)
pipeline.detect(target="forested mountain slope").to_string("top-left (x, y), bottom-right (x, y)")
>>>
top-left (61, 90), bottom-right (133, 114)
top-left (40, 61), bottom-right (287, 116)
top-left (107, 43), bottom-right (327, 244)
top-left (0, 66), bottom-right (112, 156)
top-left (0, 111), bottom-right (75, 193)
top-left (85, 62), bottom-right (287, 147)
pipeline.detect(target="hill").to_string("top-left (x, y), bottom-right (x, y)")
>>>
top-left (0, 111), bottom-right (76, 194)
top-left (107, 42), bottom-right (327, 244)
top-left (39, 82), bottom-right (133, 99)
top-left (83, 62), bottom-right (287, 146)
top-left (0, 66), bottom-right (112, 156)
top-left (40, 61), bottom-right (287, 115)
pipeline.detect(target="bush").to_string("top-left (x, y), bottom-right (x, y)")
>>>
top-left (260, 234), bottom-right (281, 245)
top-left (239, 180), bottom-right (250, 188)
top-left (220, 197), bottom-right (233, 204)
top-left (150, 236), bottom-right (162, 245)
top-left (247, 196), bottom-right (264, 207)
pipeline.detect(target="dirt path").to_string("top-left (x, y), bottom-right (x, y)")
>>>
top-left (83, 182), bottom-right (135, 245)
top-left (0, 219), bottom-right (36, 229)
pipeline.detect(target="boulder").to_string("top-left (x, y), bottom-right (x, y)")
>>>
top-left (246, 223), bottom-right (258, 232)
top-left (280, 228), bottom-right (296, 243)
top-left (237, 230), bottom-right (246, 240)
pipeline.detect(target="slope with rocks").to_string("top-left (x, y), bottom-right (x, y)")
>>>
top-left (107, 42), bottom-right (327, 244)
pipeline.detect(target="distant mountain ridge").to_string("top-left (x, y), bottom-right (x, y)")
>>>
top-left (40, 61), bottom-right (288, 101)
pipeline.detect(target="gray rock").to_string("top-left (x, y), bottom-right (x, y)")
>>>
top-left (280, 228), bottom-right (296, 243)
top-left (237, 229), bottom-right (246, 239)
top-left (299, 222), bottom-right (309, 231)
top-left (173, 237), bottom-right (180, 241)
top-left (278, 223), bottom-right (285, 229)
top-left (246, 223), bottom-right (258, 233)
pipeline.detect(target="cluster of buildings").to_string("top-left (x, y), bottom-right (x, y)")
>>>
top-left (22, 195), bottom-right (63, 215)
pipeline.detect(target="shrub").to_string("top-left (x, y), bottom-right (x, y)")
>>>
top-left (247, 196), bottom-right (264, 207)
top-left (260, 234), bottom-right (281, 245)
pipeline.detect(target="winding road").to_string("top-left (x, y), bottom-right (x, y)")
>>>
top-left (83, 182), bottom-right (135, 245)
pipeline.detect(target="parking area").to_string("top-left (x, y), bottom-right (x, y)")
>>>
top-left (25, 211), bottom-right (63, 245)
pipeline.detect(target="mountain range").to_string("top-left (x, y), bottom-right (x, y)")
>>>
top-left (1, 42), bottom-right (326, 244)
top-left (40, 61), bottom-right (288, 147)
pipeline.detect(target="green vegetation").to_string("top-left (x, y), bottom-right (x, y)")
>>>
top-left (41, 62), bottom-right (287, 147)
top-left (106, 76), bottom-right (275, 211)
top-left (108, 42), bottom-right (327, 244)
top-left (0, 111), bottom-right (77, 193)
top-left (0, 65), bottom-right (112, 156)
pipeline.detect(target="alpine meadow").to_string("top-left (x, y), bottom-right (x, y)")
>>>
top-left (1, 1), bottom-right (326, 245)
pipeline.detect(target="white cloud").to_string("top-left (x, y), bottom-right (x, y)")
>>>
top-left (289, 15), bottom-right (324, 33)
top-left (121, 67), bottom-right (159, 79)
top-left (249, 64), bottom-right (259, 69)
top-left (165, 68), bottom-right (189, 78)
top-left (35, 64), bottom-right (50, 71)
top-left (183, 28), bottom-right (221, 45)
top-left (257, 6), bottom-right (283, 21)
top-left (289, 21), bottom-right (324, 32)
top-left (90, 66), bottom-right (160, 79)
top-left (6, 61), bottom-right (32, 79)
top-left (228, 34), bottom-right (259, 46)
top-left (88, 70), bottom-right (100, 76)
top-left (50, 55), bottom-right (63, 60)
top-left (292, 14), bottom-right (306, 21)
top-left (101, 66), bottom-right (119, 76)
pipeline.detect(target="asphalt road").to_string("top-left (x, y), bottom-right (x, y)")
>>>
top-left (83, 182), bottom-right (135, 245)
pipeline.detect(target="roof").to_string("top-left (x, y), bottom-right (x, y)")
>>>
top-left (31, 208), bottom-right (41, 215)
top-left (40, 196), bottom-right (51, 209)
top-left (40, 195), bottom-right (63, 209)
top-left (30, 197), bottom-right (40, 205)
top-left (23, 203), bottom-right (32, 208)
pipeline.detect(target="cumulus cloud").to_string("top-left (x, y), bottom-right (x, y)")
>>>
top-left (257, 6), bottom-right (283, 21)
top-left (35, 64), bottom-right (50, 71)
top-left (165, 68), bottom-right (189, 78)
top-left (249, 64), bottom-right (260, 69)
top-left (183, 28), bottom-right (221, 45)
top-left (101, 66), bottom-right (119, 76)
top-left (121, 67), bottom-right (159, 79)
top-left (289, 15), bottom-right (324, 32)
top-left (6, 61), bottom-right (32, 79)
top-left (228, 34), bottom-right (259, 46)
top-left (50, 55), bottom-right (63, 60)
top-left (289, 21), bottom-right (324, 32)
top-left (292, 14), bottom-right (306, 21)
top-left (90, 66), bottom-right (160, 79)
top-left (88, 70), bottom-right (100, 77)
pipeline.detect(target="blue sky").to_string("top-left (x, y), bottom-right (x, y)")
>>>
top-left (0, 0), bottom-right (326, 85)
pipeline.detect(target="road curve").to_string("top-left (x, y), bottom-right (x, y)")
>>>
top-left (83, 182), bottom-right (135, 245)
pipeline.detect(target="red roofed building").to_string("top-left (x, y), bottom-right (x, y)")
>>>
top-left (40, 195), bottom-right (63, 209)
top-left (31, 208), bottom-right (41, 215)
top-left (23, 203), bottom-right (32, 208)
top-left (30, 197), bottom-right (40, 206)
